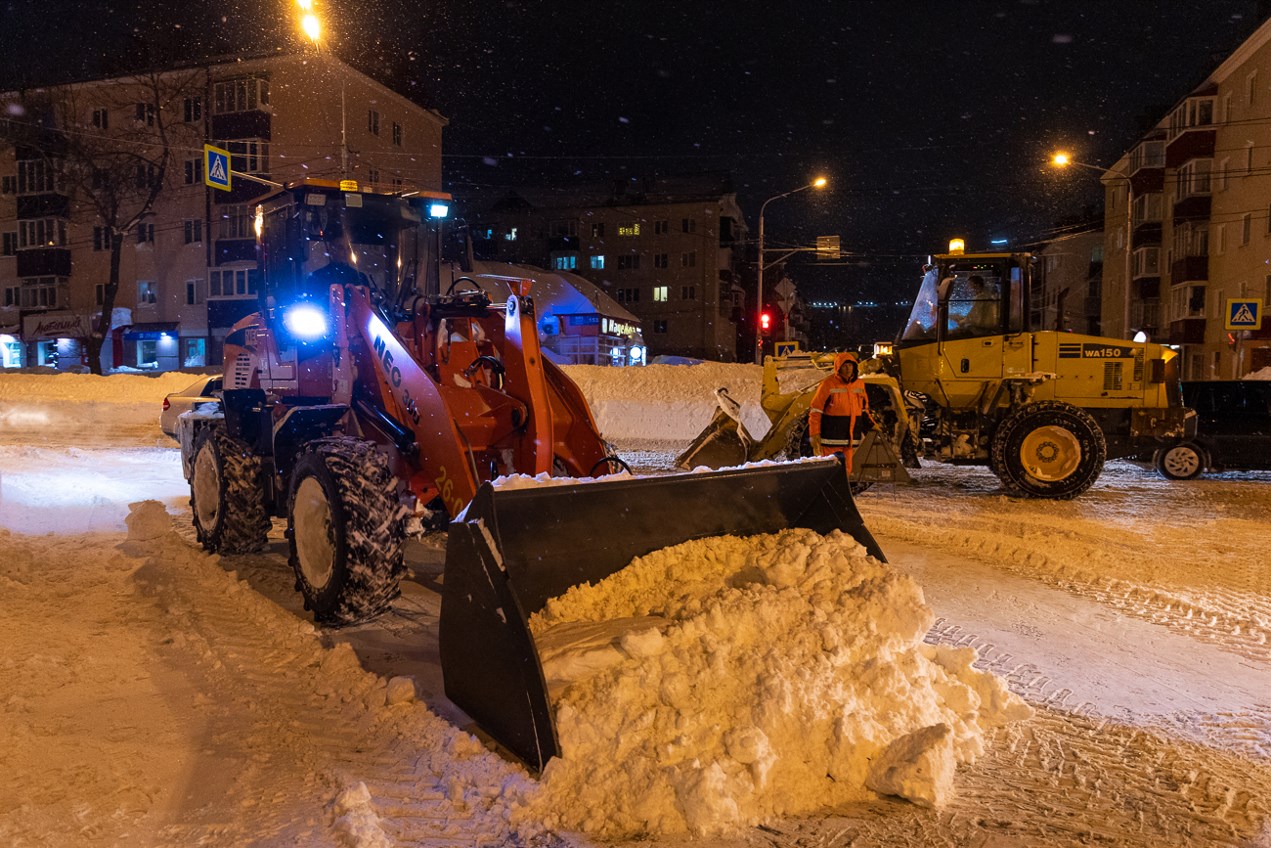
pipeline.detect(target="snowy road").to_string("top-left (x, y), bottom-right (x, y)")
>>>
top-left (1, 366), bottom-right (1269, 846)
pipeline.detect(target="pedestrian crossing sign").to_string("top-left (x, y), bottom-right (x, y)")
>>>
top-left (1225, 299), bottom-right (1262, 330)
top-left (204, 144), bottom-right (231, 191)
top-left (774, 341), bottom-right (800, 357)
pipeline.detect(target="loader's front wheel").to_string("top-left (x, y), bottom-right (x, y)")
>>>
top-left (287, 438), bottom-right (407, 626)
top-left (190, 426), bottom-right (271, 554)
top-left (991, 401), bottom-right (1106, 499)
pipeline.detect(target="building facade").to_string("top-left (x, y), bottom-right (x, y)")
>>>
top-left (1101, 16), bottom-right (1271, 378)
top-left (0, 52), bottom-right (446, 370)
top-left (1031, 228), bottom-right (1104, 336)
top-left (467, 174), bottom-right (748, 361)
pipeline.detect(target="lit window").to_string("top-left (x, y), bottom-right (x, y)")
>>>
top-left (552, 255), bottom-right (578, 271)
top-left (617, 223), bottom-right (641, 237)
top-left (138, 280), bottom-right (158, 304)
top-left (589, 255), bottom-right (605, 269)
top-left (653, 286), bottom-right (668, 302)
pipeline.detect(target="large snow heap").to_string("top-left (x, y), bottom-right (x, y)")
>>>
top-left (518, 528), bottom-right (1033, 837)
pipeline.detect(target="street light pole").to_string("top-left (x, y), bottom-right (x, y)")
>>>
top-left (755, 177), bottom-right (827, 364)
top-left (1052, 154), bottom-right (1134, 338)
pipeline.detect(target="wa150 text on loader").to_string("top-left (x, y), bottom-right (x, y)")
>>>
top-left (680, 246), bottom-right (1196, 499)
top-left (176, 179), bottom-right (884, 771)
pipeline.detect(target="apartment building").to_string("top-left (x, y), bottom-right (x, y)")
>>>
top-left (468, 174), bottom-right (748, 361)
top-left (0, 52), bottom-right (445, 370)
top-left (1031, 228), bottom-right (1104, 336)
top-left (1101, 16), bottom-right (1271, 378)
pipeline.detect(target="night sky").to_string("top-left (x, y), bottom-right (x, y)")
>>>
top-left (1, 0), bottom-right (1266, 304)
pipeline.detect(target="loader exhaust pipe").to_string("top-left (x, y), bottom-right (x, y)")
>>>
top-left (439, 456), bottom-right (883, 771)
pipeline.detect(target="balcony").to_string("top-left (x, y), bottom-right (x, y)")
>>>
top-left (16, 247), bottom-right (71, 277)
top-left (16, 193), bottom-right (69, 219)
top-left (1172, 194), bottom-right (1211, 226)
top-left (1170, 255), bottom-right (1208, 283)
top-left (210, 110), bottom-right (271, 141)
top-left (1166, 130), bottom-right (1215, 169)
top-left (1167, 318), bottom-right (1206, 345)
top-left (216, 239), bottom-right (256, 264)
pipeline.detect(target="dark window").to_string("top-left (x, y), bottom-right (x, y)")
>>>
top-left (1, 232), bottom-right (15, 256)
top-left (681, 218), bottom-right (696, 234)
top-left (92, 108), bottom-right (109, 129)
top-left (0, 175), bottom-right (14, 194)
top-left (93, 226), bottom-right (108, 251)
top-left (136, 223), bottom-right (155, 244)
top-left (183, 97), bottom-right (203, 123)
top-left (617, 254), bottom-right (641, 270)
top-left (681, 285), bottom-right (696, 300)
top-left (135, 102), bottom-right (155, 126)
top-left (184, 159), bottom-right (203, 185)
top-left (681, 251), bottom-right (696, 268)
top-left (368, 109), bottom-right (380, 136)
top-left (654, 253), bottom-right (669, 269)
top-left (653, 319), bottom-right (668, 333)
top-left (183, 220), bottom-right (203, 244)
top-left (655, 220), bottom-right (669, 235)
top-left (391, 122), bottom-right (402, 146)
top-left (591, 222), bottom-right (606, 238)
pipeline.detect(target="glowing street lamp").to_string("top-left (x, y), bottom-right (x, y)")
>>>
top-left (1051, 152), bottom-right (1135, 338)
top-left (755, 177), bottom-right (828, 364)
top-left (297, 0), bottom-right (321, 44)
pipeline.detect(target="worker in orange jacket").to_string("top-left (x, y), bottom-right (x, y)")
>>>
top-left (808, 351), bottom-right (876, 472)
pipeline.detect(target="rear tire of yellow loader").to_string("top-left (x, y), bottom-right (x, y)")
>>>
top-left (991, 401), bottom-right (1106, 499)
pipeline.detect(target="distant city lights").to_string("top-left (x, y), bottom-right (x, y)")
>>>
top-left (809, 300), bottom-right (912, 309)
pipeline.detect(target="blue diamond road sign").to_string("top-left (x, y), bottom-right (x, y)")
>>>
top-left (204, 144), bottom-right (231, 191)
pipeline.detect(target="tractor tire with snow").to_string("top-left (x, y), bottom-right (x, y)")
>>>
top-left (783, 413), bottom-right (873, 496)
top-left (287, 438), bottom-right (408, 626)
top-left (990, 401), bottom-right (1106, 499)
top-left (189, 426), bottom-right (271, 554)
top-left (1154, 442), bottom-right (1206, 480)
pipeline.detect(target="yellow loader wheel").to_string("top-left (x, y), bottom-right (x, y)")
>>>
top-left (990, 401), bottom-right (1106, 499)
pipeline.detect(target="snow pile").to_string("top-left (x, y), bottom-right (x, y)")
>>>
top-left (1244, 366), bottom-right (1271, 380)
top-left (517, 528), bottom-right (1032, 837)
top-left (562, 362), bottom-right (768, 441)
top-left (0, 370), bottom-right (202, 444)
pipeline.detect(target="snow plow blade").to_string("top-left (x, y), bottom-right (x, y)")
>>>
top-left (439, 457), bottom-right (884, 771)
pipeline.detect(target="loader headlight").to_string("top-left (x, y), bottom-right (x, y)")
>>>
top-left (283, 302), bottom-right (330, 341)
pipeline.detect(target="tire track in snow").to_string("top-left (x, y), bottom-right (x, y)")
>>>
top-left (126, 531), bottom-right (540, 848)
top-left (923, 618), bottom-right (1271, 759)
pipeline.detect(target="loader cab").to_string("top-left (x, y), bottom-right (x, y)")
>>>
top-left (899, 252), bottom-right (1030, 346)
top-left (257, 180), bottom-right (452, 326)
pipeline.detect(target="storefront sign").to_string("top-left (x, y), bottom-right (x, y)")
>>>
top-left (23, 312), bottom-right (92, 340)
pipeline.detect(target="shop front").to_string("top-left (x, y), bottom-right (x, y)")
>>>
top-left (21, 312), bottom-right (94, 370)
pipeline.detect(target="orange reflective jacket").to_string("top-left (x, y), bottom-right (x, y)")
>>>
top-left (807, 352), bottom-right (872, 442)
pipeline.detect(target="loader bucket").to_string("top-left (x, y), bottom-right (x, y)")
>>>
top-left (439, 457), bottom-right (884, 771)
top-left (673, 406), bottom-right (750, 469)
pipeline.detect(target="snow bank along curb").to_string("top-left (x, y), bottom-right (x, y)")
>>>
top-left (518, 528), bottom-right (1033, 838)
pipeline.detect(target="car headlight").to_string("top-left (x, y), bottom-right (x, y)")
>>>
top-left (283, 302), bottom-right (330, 341)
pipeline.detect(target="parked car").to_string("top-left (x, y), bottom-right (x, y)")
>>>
top-left (160, 375), bottom-right (222, 439)
top-left (1154, 380), bottom-right (1271, 479)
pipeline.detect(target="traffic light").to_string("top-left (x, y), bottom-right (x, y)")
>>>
top-left (760, 311), bottom-right (772, 334)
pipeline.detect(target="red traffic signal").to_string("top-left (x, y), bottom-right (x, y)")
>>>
top-left (760, 311), bottom-right (772, 334)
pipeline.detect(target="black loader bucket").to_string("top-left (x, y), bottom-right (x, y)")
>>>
top-left (439, 457), bottom-right (884, 772)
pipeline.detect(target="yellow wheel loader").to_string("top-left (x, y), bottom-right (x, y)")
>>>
top-left (680, 250), bottom-right (1195, 499)
top-left (176, 178), bottom-right (884, 772)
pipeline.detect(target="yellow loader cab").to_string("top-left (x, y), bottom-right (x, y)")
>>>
top-left (893, 251), bottom-right (1195, 497)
